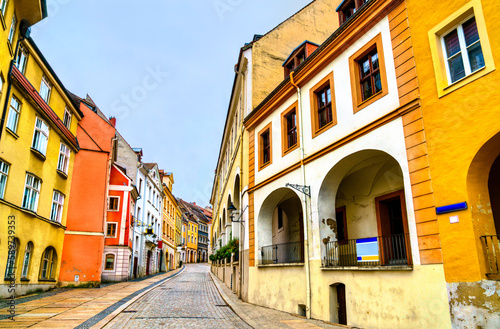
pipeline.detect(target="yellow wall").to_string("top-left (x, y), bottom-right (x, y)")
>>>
top-left (406, 0), bottom-right (500, 283)
top-left (0, 36), bottom-right (79, 295)
top-left (187, 221), bottom-right (198, 250)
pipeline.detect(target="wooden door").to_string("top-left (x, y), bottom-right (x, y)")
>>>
top-left (337, 284), bottom-right (347, 325)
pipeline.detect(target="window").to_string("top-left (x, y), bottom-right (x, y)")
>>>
top-left (6, 96), bottom-right (20, 133)
top-left (338, 0), bottom-right (369, 25)
top-left (21, 242), bottom-right (33, 279)
top-left (39, 76), bottom-right (51, 103)
top-left (5, 238), bottom-right (18, 279)
top-left (108, 196), bottom-right (119, 211)
top-left (22, 173), bottom-right (41, 212)
top-left (443, 17), bottom-right (483, 84)
top-left (281, 101), bottom-right (300, 156)
top-left (8, 13), bottom-right (15, 44)
top-left (359, 49), bottom-right (381, 101)
top-left (428, 0), bottom-right (494, 96)
top-left (0, 0), bottom-right (7, 16)
top-left (105, 254), bottom-right (115, 270)
top-left (309, 72), bottom-right (336, 137)
top-left (57, 143), bottom-right (70, 174)
top-left (50, 191), bottom-right (65, 223)
top-left (63, 108), bottom-right (72, 129)
top-left (106, 223), bottom-right (117, 237)
top-left (138, 178), bottom-right (143, 194)
top-left (277, 207), bottom-right (284, 230)
top-left (0, 159), bottom-right (9, 199)
top-left (349, 33), bottom-right (388, 113)
top-left (39, 247), bottom-right (57, 280)
top-left (258, 122), bottom-right (272, 170)
top-left (16, 46), bottom-right (28, 74)
top-left (32, 117), bottom-right (49, 155)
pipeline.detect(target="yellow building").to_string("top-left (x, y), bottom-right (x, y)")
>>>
top-left (179, 198), bottom-right (198, 263)
top-left (406, 0), bottom-right (500, 326)
top-left (0, 32), bottom-right (83, 295)
top-left (160, 170), bottom-right (177, 271)
top-left (210, 0), bottom-right (341, 300)
top-left (174, 204), bottom-right (181, 266)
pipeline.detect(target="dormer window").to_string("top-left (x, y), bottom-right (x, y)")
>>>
top-left (283, 41), bottom-right (319, 78)
top-left (337, 0), bottom-right (369, 25)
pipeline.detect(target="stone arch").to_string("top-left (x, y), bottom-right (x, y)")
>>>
top-left (257, 187), bottom-right (304, 264)
top-left (318, 149), bottom-right (410, 266)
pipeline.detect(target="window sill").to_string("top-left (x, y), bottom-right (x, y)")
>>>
top-left (321, 265), bottom-right (413, 271)
top-left (257, 263), bottom-right (304, 268)
top-left (6, 40), bottom-right (13, 57)
top-left (443, 66), bottom-right (486, 91)
top-left (38, 279), bottom-right (56, 283)
top-left (30, 148), bottom-right (47, 161)
top-left (312, 120), bottom-right (336, 139)
top-left (0, 13), bottom-right (6, 30)
top-left (259, 161), bottom-right (272, 171)
top-left (3, 277), bottom-right (15, 281)
top-left (5, 127), bottom-right (19, 139)
top-left (20, 278), bottom-right (30, 282)
top-left (56, 169), bottom-right (68, 179)
top-left (282, 143), bottom-right (299, 157)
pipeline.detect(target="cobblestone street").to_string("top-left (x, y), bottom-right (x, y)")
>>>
top-left (105, 264), bottom-right (250, 329)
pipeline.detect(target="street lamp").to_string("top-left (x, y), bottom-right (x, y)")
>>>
top-left (228, 202), bottom-right (243, 222)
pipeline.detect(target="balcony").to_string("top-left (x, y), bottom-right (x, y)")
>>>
top-left (481, 235), bottom-right (500, 279)
top-left (259, 241), bottom-right (304, 265)
top-left (323, 234), bottom-right (412, 269)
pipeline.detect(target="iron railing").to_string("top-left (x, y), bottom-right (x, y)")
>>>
top-left (324, 234), bottom-right (411, 267)
top-left (481, 235), bottom-right (500, 276)
top-left (259, 241), bottom-right (304, 265)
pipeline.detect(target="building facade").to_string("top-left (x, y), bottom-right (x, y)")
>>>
top-left (59, 94), bottom-right (115, 287)
top-left (210, 0), bottom-right (342, 300)
top-left (160, 170), bottom-right (178, 271)
top-left (0, 34), bottom-right (82, 296)
top-left (102, 164), bottom-right (138, 282)
top-left (405, 0), bottom-right (500, 326)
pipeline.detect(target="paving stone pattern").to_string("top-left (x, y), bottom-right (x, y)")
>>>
top-left (105, 264), bottom-right (251, 329)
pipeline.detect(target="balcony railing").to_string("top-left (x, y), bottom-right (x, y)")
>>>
top-left (324, 234), bottom-right (411, 267)
top-left (259, 241), bottom-right (304, 265)
top-left (481, 235), bottom-right (500, 276)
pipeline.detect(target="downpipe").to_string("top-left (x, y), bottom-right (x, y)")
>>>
top-left (290, 72), bottom-right (312, 319)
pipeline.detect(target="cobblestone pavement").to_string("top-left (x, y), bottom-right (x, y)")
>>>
top-left (105, 263), bottom-right (251, 329)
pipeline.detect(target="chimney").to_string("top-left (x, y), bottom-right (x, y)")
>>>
top-left (109, 116), bottom-right (116, 127)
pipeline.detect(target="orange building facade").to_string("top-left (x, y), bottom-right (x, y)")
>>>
top-left (59, 96), bottom-right (115, 286)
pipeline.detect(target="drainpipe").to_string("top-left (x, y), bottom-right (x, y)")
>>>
top-left (290, 71), bottom-right (312, 319)
top-left (234, 64), bottom-right (245, 299)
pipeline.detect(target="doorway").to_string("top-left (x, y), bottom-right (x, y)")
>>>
top-left (489, 155), bottom-right (500, 234)
top-left (376, 190), bottom-right (410, 265)
top-left (146, 250), bottom-right (152, 275)
top-left (330, 283), bottom-right (347, 325)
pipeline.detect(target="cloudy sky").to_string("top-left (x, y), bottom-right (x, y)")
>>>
top-left (33, 0), bottom-right (313, 206)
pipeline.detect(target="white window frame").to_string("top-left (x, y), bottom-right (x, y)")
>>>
top-left (40, 247), bottom-right (56, 280)
top-left (32, 117), bottom-right (49, 155)
top-left (5, 238), bottom-right (17, 279)
top-left (441, 15), bottom-right (484, 85)
top-left (106, 222), bottom-right (117, 238)
top-left (57, 143), bottom-right (70, 174)
top-left (0, 0), bottom-right (8, 16)
top-left (6, 96), bottom-right (20, 133)
top-left (16, 46), bottom-right (28, 74)
top-left (8, 13), bottom-right (15, 44)
top-left (39, 76), bottom-right (51, 103)
top-left (0, 159), bottom-right (9, 199)
top-left (50, 190), bottom-right (65, 223)
top-left (104, 253), bottom-right (116, 271)
top-left (21, 242), bottom-right (33, 279)
top-left (63, 108), bottom-right (72, 129)
top-left (22, 173), bottom-right (41, 212)
top-left (108, 196), bottom-right (120, 211)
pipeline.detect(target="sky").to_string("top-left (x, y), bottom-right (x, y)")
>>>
top-left (32, 0), bottom-right (314, 207)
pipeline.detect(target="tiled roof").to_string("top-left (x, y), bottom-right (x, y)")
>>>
top-left (12, 65), bottom-right (79, 150)
top-left (144, 163), bottom-right (157, 170)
